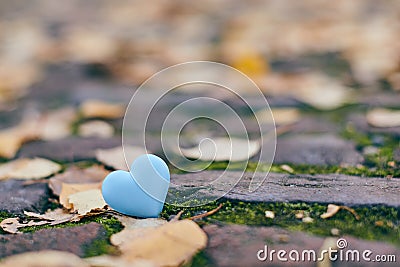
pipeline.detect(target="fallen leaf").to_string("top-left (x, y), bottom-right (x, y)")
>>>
top-left (231, 52), bottom-right (269, 80)
top-left (295, 211), bottom-right (305, 219)
top-left (23, 208), bottom-right (76, 225)
top-left (85, 255), bottom-right (155, 267)
top-left (68, 189), bottom-right (107, 216)
top-left (0, 158), bottom-right (61, 180)
top-left (366, 108), bottom-right (400, 128)
top-left (48, 165), bottom-right (109, 196)
top-left (114, 215), bottom-right (167, 230)
top-left (80, 100), bottom-right (125, 119)
top-left (320, 204), bottom-right (341, 219)
top-left (317, 238), bottom-right (338, 267)
top-left (256, 108), bottom-right (301, 125)
top-left (320, 204), bottom-right (360, 220)
top-left (330, 228), bottom-right (340, 236)
top-left (59, 183), bottom-right (102, 209)
top-left (302, 217), bottom-right (314, 223)
top-left (0, 115), bottom-right (40, 158)
top-left (280, 164), bottom-right (294, 173)
top-left (111, 217), bottom-right (167, 250)
top-left (264, 210), bottom-right (275, 219)
top-left (114, 220), bottom-right (207, 266)
top-left (0, 217), bottom-right (48, 234)
top-left (0, 218), bottom-right (21, 234)
top-left (95, 146), bottom-right (148, 170)
top-left (64, 29), bottom-right (117, 63)
top-left (0, 250), bottom-right (89, 267)
top-left (0, 108), bottom-right (76, 158)
top-left (181, 137), bottom-right (261, 162)
top-left (39, 107), bottom-right (77, 140)
top-left (263, 72), bottom-right (351, 110)
top-left (78, 120), bottom-right (114, 138)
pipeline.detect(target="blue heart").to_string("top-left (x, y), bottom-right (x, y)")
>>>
top-left (101, 154), bottom-right (170, 218)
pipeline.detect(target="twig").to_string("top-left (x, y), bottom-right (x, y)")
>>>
top-left (170, 210), bottom-right (184, 222)
top-left (340, 206), bottom-right (360, 220)
top-left (187, 204), bottom-right (223, 220)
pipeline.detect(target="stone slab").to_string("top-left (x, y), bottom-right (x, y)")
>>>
top-left (0, 222), bottom-right (106, 258)
top-left (171, 171), bottom-right (400, 207)
top-left (203, 224), bottom-right (400, 267)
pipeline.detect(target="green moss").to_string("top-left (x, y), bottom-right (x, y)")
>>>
top-left (183, 251), bottom-right (215, 267)
top-left (19, 214), bottom-right (123, 257)
top-left (162, 200), bottom-right (400, 247)
top-left (81, 216), bottom-right (123, 257)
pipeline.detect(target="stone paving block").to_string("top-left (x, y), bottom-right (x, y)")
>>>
top-left (203, 224), bottom-right (399, 267)
top-left (0, 180), bottom-right (50, 214)
top-left (347, 113), bottom-right (400, 137)
top-left (171, 171), bottom-right (400, 207)
top-left (18, 137), bottom-right (121, 162)
top-left (271, 134), bottom-right (363, 166)
top-left (0, 222), bottom-right (107, 258)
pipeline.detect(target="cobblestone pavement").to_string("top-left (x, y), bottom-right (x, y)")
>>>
top-left (1, 1), bottom-right (400, 267)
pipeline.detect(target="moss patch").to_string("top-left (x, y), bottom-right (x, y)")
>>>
top-left (81, 215), bottom-right (123, 257)
top-left (18, 214), bottom-right (123, 257)
top-left (161, 200), bottom-right (400, 247)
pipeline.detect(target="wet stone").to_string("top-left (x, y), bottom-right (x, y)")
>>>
top-left (0, 222), bottom-right (107, 258)
top-left (171, 171), bottom-right (400, 207)
top-left (203, 224), bottom-right (400, 267)
top-left (271, 134), bottom-right (363, 166)
top-left (0, 180), bottom-right (50, 214)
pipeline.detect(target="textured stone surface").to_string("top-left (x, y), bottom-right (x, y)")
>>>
top-left (0, 180), bottom-right (50, 214)
top-left (0, 222), bottom-right (107, 258)
top-left (348, 113), bottom-right (400, 137)
top-left (203, 224), bottom-right (400, 267)
top-left (272, 134), bottom-right (363, 166)
top-left (171, 171), bottom-right (400, 207)
top-left (18, 137), bottom-right (121, 162)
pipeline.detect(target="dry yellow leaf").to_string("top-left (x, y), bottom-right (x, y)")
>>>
top-left (24, 208), bottom-right (76, 225)
top-left (48, 165), bottom-right (109, 196)
top-left (320, 204), bottom-right (341, 219)
top-left (80, 100), bottom-right (125, 119)
top-left (0, 218), bottom-right (21, 234)
top-left (68, 189), bottom-right (107, 216)
top-left (95, 146), bottom-right (148, 170)
top-left (78, 120), bottom-right (114, 138)
top-left (0, 217), bottom-right (48, 234)
top-left (263, 72), bottom-right (351, 110)
top-left (264, 210), bottom-right (275, 219)
top-left (231, 52), bottom-right (269, 80)
top-left (111, 217), bottom-right (167, 250)
top-left (0, 116), bottom-right (40, 158)
top-left (116, 220), bottom-right (207, 266)
top-left (0, 250), bottom-right (89, 267)
top-left (317, 238), bottom-right (338, 267)
top-left (85, 255), bottom-right (155, 267)
top-left (59, 183), bottom-right (102, 209)
top-left (0, 158), bottom-right (61, 180)
top-left (366, 108), bottom-right (400, 128)
top-left (64, 29), bottom-right (117, 63)
top-left (39, 107), bottom-right (77, 140)
top-left (181, 137), bottom-right (261, 162)
top-left (0, 107), bottom-right (76, 158)
top-left (257, 108), bottom-right (300, 125)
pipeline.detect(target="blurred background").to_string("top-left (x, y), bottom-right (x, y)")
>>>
top-left (0, 0), bottom-right (400, 169)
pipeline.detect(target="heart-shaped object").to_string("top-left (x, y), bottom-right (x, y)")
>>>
top-left (101, 154), bottom-right (170, 218)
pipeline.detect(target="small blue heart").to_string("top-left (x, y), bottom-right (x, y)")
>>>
top-left (101, 154), bottom-right (170, 218)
